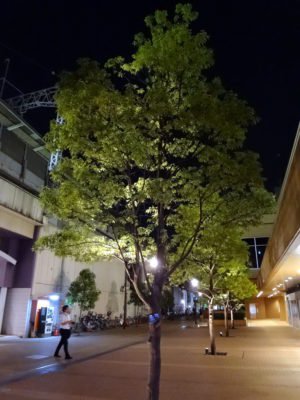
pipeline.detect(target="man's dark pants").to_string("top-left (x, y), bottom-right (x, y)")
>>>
top-left (54, 328), bottom-right (71, 357)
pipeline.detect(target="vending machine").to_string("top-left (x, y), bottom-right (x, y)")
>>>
top-left (37, 306), bottom-right (55, 335)
top-left (44, 306), bottom-right (55, 334)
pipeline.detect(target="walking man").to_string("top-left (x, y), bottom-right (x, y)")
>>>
top-left (54, 305), bottom-right (74, 360)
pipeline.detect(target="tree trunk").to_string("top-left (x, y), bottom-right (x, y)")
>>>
top-left (147, 320), bottom-right (161, 400)
top-left (147, 273), bottom-right (165, 400)
top-left (147, 192), bottom-right (165, 399)
top-left (230, 309), bottom-right (235, 329)
top-left (224, 305), bottom-right (229, 337)
top-left (208, 301), bottom-right (216, 355)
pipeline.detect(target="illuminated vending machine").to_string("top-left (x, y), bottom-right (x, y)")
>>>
top-left (38, 307), bottom-right (55, 335)
top-left (44, 307), bottom-right (55, 334)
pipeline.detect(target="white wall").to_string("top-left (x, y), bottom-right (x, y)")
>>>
top-left (0, 176), bottom-right (43, 222)
top-left (0, 287), bottom-right (7, 332)
top-left (242, 213), bottom-right (276, 239)
top-left (2, 288), bottom-right (31, 337)
top-left (32, 223), bottom-right (135, 319)
top-left (0, 176), bottom-right (43, 238)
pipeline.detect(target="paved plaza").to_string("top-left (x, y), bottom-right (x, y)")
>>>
top-left (0, 319), bottom-right (299, 399)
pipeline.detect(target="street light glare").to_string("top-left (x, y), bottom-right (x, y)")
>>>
top-left (149, 256), bottom-right (158, 268)
top-left (49, 294), bottom-right (59, 301)
top-left (191, 278), bottom-right (199, 288)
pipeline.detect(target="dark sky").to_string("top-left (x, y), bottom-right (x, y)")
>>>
top-left (1, 1), bottom-right (300, 192)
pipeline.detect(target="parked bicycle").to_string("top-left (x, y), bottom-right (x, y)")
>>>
top-left (73, 310), bottom-right (146, 333)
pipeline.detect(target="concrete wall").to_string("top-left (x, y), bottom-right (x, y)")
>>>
top-left (259, 134), bottom-right (300, 286)
top-left (14, 237), bottom-right (36, 288)
top-left (246, 297), bottom-right (266, 319)
top-left (32, 251), bottom-right (134, 319)
top-left (0, 232), bottom-right (35, 289)
top-left (265, 298), bottom-right (281, 318)
top-left (0, 177), bottom-right (43, 224)
top-left (242, 214), bottom-right (275, 239)
top-left (0, 206), bottom-right (36, 239)
top-left (279, 296), bottom-right (287, 321)
top-left (0, 109), bottom-right (134, 335)
top-left (246, 295), bottom-right (287, 321)
top-left (0, 288), bottom-right (7, 332)
top-left (32, 224), bottom-right (135, 320)
top-left (0, 219), bottom-right (135, 335)
top-left (2, 288), bottom-right (31, 337)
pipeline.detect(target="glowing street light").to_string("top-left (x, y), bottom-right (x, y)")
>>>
top-left (149, 256), bottom-right (158, 269)
top-left (191, 278), bottom-right (199, 288)
top-left (49, 294), bottom-right (60, 301)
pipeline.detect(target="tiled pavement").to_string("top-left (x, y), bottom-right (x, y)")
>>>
top-left (0, 319), bottom-right (300, 399)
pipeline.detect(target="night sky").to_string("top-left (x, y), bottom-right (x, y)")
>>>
top-left (1, 0), bottom-right (300, 192)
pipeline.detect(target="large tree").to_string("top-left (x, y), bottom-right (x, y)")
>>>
top-left (36, 4), bottom-right (273, 399)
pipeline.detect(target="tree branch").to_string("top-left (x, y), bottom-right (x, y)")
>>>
top-left (167, 196), bottom-right (204, 277)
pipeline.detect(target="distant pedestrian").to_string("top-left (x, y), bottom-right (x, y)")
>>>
top-left (54, 305), bottom-right (74, 360)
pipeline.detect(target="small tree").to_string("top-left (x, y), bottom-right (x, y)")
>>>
top-left (229, 300), bottom-right (244, 329)
top-left (174, 225), bottom-right (256, 354)
top-left (219, 269), bottom-right (257, 337)
top-left (67, 269), bottom-right (101, 320)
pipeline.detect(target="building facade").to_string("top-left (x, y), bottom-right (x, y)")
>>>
top-left (246, 124), bottom-right (300, 326)
top-left (0, 99), bottom-right (133, 337)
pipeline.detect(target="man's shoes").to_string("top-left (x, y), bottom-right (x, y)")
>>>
top-left (65, 356), bottom-right (72, 360)
top-left (54, 354), bottom-right (61, 358)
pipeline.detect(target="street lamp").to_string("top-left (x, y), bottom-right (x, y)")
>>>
top-left (191, 278), bottom-right (199, 288)
top-left (49, 294), bottom-right (60, 301)
top-left (149, 256), bottom-right (158, 269)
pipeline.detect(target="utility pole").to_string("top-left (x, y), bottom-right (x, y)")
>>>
top-left (0, 58), bottom-right (10, 99)
top-left (0, 59), bottom-right (10, 149)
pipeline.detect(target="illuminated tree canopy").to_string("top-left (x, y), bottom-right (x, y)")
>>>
top-left (173, 223), bottom-right (257, 353)
top-left (35, 4), bottom-right (274, 399)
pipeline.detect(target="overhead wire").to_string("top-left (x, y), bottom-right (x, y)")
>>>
top-left (0, 40), bottom-right (56, 77)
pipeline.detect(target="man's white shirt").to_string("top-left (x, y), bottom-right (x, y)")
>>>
top-left (60, 312), bottom-right (72, 329)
